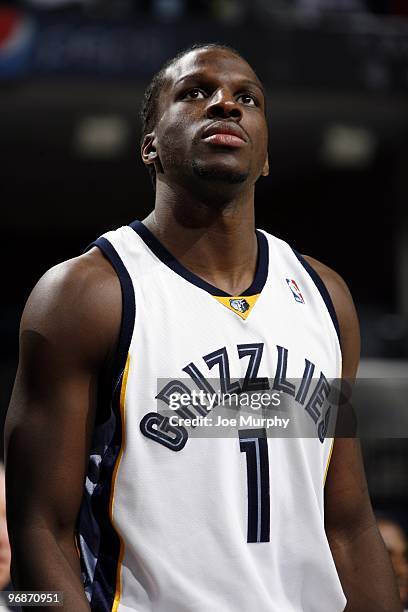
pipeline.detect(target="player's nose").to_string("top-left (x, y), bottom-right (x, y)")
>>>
top-left (206, 89), bottom-right (242, 120)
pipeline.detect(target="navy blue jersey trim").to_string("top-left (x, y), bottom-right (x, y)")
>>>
top-left (86, 236), bottom-right (135, 397)
top-left (246, 231), bottom-right (269, 296)
top-left (292, 249), bottom-right (341, 344)
top-left (79, 235), bottom-right (135, 610)
top-left (129, 220), bottom-right (269, 297)
top-left (90, 375), bottom-right (124, 612)
top-left (77, 375), bottom-right (125, 612)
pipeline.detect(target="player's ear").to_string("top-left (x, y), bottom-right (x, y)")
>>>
top-left (261, 153), bottom-right (269, 177)
top-left (141, 133), bottom-right (159, 166)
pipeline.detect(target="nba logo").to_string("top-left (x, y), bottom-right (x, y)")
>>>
top-left (286, 279), bottom-right (305, 304)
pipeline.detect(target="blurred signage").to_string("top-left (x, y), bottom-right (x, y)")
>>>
top-left (1, 8), bottom-right (408, 91)
top-left (0, 7), bottom-right (36, 77)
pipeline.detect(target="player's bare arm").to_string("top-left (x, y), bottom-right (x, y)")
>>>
top-left (4, 248), bottom-right (121, 611)
top-left (306, 256), bottom-right (402, 612)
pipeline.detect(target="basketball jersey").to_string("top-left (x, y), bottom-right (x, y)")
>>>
top-left (77, 220), bottom-right (346, 612)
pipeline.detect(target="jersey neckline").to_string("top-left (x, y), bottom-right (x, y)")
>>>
top-left (129, 220), bottom-right (269, 298)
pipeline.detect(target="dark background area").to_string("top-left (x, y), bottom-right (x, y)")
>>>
top-left (1, 0), bottom-right (408, 525)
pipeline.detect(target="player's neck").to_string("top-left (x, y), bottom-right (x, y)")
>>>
top-left (143, 183), bottom-right (259, 296)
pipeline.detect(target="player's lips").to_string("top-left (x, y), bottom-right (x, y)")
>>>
top-left (201, 122), bottom-right (247, 148)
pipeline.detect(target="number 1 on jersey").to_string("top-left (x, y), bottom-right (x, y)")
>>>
top-left (239, 428), bottom-right (270, 543)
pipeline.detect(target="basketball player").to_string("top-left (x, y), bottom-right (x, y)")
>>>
top-left (5, 44), bottom-right (402, 611)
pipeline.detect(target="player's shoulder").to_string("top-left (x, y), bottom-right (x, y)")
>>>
top-left (302, 255), bottom-right (352, 305)
top-left (261, 227), bottom-right (355, 319)
top-left (25, 246), bottom-right (119, 315)
top-left (21, 247), bottom-right (121, 363)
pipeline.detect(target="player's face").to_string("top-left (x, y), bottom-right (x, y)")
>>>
top-left (143, 48), bottom-right (269, 188)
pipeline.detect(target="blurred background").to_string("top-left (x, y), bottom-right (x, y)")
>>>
top-left (0, 0), bottom-right (408, 592)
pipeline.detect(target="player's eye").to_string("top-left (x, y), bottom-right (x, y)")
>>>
top-left (237, 93), bottom-right (257, 106)
top-left (183, 88), bottom-right (206, 100)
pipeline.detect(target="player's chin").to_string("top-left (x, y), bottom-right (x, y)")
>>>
top-left (191, 159), bottom-right (249, 184)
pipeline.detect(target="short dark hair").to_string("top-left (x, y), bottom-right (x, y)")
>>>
top-left (139, 42), bottom-right (244, 190)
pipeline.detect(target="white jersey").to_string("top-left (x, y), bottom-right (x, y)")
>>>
top-left (77, 220), bottom-right (346, 612)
